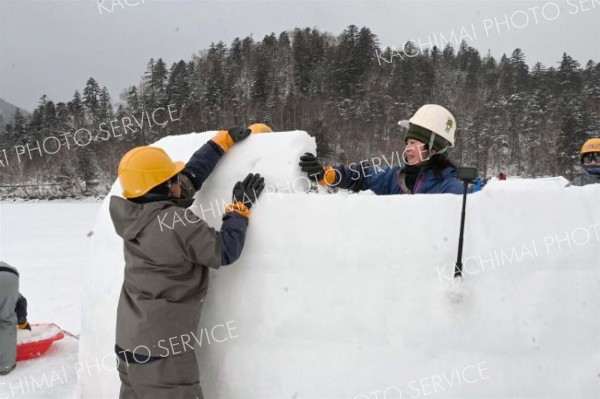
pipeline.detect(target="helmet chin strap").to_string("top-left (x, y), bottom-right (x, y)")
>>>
top-left (427, 133), bottom-right (450, 156)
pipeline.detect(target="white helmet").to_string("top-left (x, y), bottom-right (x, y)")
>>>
top-left (398, 104), bottom-right (457, 152)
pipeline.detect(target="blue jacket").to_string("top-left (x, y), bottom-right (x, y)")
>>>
top-left (331, 162), bottom-right (465, 195)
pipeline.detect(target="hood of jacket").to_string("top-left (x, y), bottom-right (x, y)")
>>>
top-left (109, 196), bottom-right (194, 240)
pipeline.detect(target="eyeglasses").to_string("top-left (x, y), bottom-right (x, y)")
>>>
top-left (166, 174), bottom-right (180, 189)
top-left (582, 152), bottom-right (600, 164)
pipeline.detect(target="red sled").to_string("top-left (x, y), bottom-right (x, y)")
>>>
top-left (16, 323), bottom-right (65, 361)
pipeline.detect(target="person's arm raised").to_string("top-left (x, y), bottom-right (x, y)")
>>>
top-left (182, 126), bottom-right (251, 190)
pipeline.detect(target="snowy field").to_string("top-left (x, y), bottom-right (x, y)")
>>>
top-left (0, 201), bottom-right (101, 399)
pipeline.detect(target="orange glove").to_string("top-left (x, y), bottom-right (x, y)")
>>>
top-left (212, 127), bottom-right (251, 152)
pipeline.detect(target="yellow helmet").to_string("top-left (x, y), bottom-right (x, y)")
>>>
top-left (248, 123), bottom-right (273, 134)
top-left (118, 146), bottom-right (185, 198)
top-left (580, 138), bottom-right (600, 155)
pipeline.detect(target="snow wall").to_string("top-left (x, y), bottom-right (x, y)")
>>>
top-left (79, 131), bottom-right (600, 399)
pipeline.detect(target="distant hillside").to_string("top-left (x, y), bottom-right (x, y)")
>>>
top-left (0, 98), bottom-right (30, 128)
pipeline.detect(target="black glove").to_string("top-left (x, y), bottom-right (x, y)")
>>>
top-left (232, 173), bottom-right (265, 208)
top-left (228, 126), bottom-right (251, 143)
top-left (299, 153), bottom-right (325, 180)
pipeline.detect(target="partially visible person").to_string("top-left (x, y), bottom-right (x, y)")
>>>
top-left (15, 295), bottom-right (30, 331)
top-left (248, 122), bottom-right (273, 133)
top-left (0, 262), bottom-right (30, 376)
top-left (572, 138), bottom-right (600, 186)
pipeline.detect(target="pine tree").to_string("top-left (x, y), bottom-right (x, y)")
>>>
top-left (12, 108), bottom-right (26, 139)
top-left (511, 48), bottom-right (529, 91)
top-left (167, 60), bottom-right (190, 113)
top-left (442, 43), bottom-right (456, 67)
top-left (68, 90), bottom-right (85, 127)
top-left (251, 36), bottom-right (274, 102)
top-left (205, 42), bottom-right (226, 107)
top-left (556, 53), bottom-right (586, 177)
top-left (225, 37), bottom-right (244, 101)
top-left (151, 58), bottom-right (169, 107)
top-left (292, 28), bottom-right (313, 95)
top-left (83, 77), bottom-right (101, 123)
top-left (98, 86), bottom-right (113, 122)
top-left (141, 59), bottom-right (157, 110)
top-left (125, 86), bottom-right (140, 112)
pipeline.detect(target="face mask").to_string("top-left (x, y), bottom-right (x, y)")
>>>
top-left (584, 165), bottom-right (600, 175)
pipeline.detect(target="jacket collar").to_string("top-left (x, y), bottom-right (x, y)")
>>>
top-left (400, 164), bottom-right (458, 193)
top-left (109, 196), bottom-right (195, 240)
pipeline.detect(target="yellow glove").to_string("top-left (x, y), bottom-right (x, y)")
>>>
top-left (211, 127), bottom-right (252, 152)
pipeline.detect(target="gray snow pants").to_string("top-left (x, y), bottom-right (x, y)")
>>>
top-left (0, 265), bottom-right (19, 370)
top-left (117, 350), bottom-right (203, 399)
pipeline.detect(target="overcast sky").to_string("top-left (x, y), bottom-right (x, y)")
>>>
top-left (1, 0), bottom-right (599, 111)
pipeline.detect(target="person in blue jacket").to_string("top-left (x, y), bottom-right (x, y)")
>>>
top-left (299, 104), bottom-right (464, 195)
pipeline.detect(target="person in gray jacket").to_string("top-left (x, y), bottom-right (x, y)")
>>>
top-left (0, 262), bottom-right (30, 376)
top-left (111, 126), bottom-right (264, 399)
top-left (572, 138), bottom-right (600, 186)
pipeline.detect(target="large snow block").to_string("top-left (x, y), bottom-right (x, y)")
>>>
top-left (79, 130), bottom-right (600, 398)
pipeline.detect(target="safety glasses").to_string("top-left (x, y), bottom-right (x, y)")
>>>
top-left (582, 152), bottom-right (600, 164)
top-left (166, 173), bottom-right (180, 189)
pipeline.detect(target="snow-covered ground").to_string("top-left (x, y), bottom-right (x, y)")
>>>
top-left (0, 201), bottom-right (101, 399)
top-left (2, 131), bottom-right (600, 399)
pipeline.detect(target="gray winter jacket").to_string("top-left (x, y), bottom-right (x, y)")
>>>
top-left (110, 141), bottom-right (249, 359)
top-left (571, 167), bottom-right (600, 186)
top-left (0, 261), bottom-right (19, 369)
